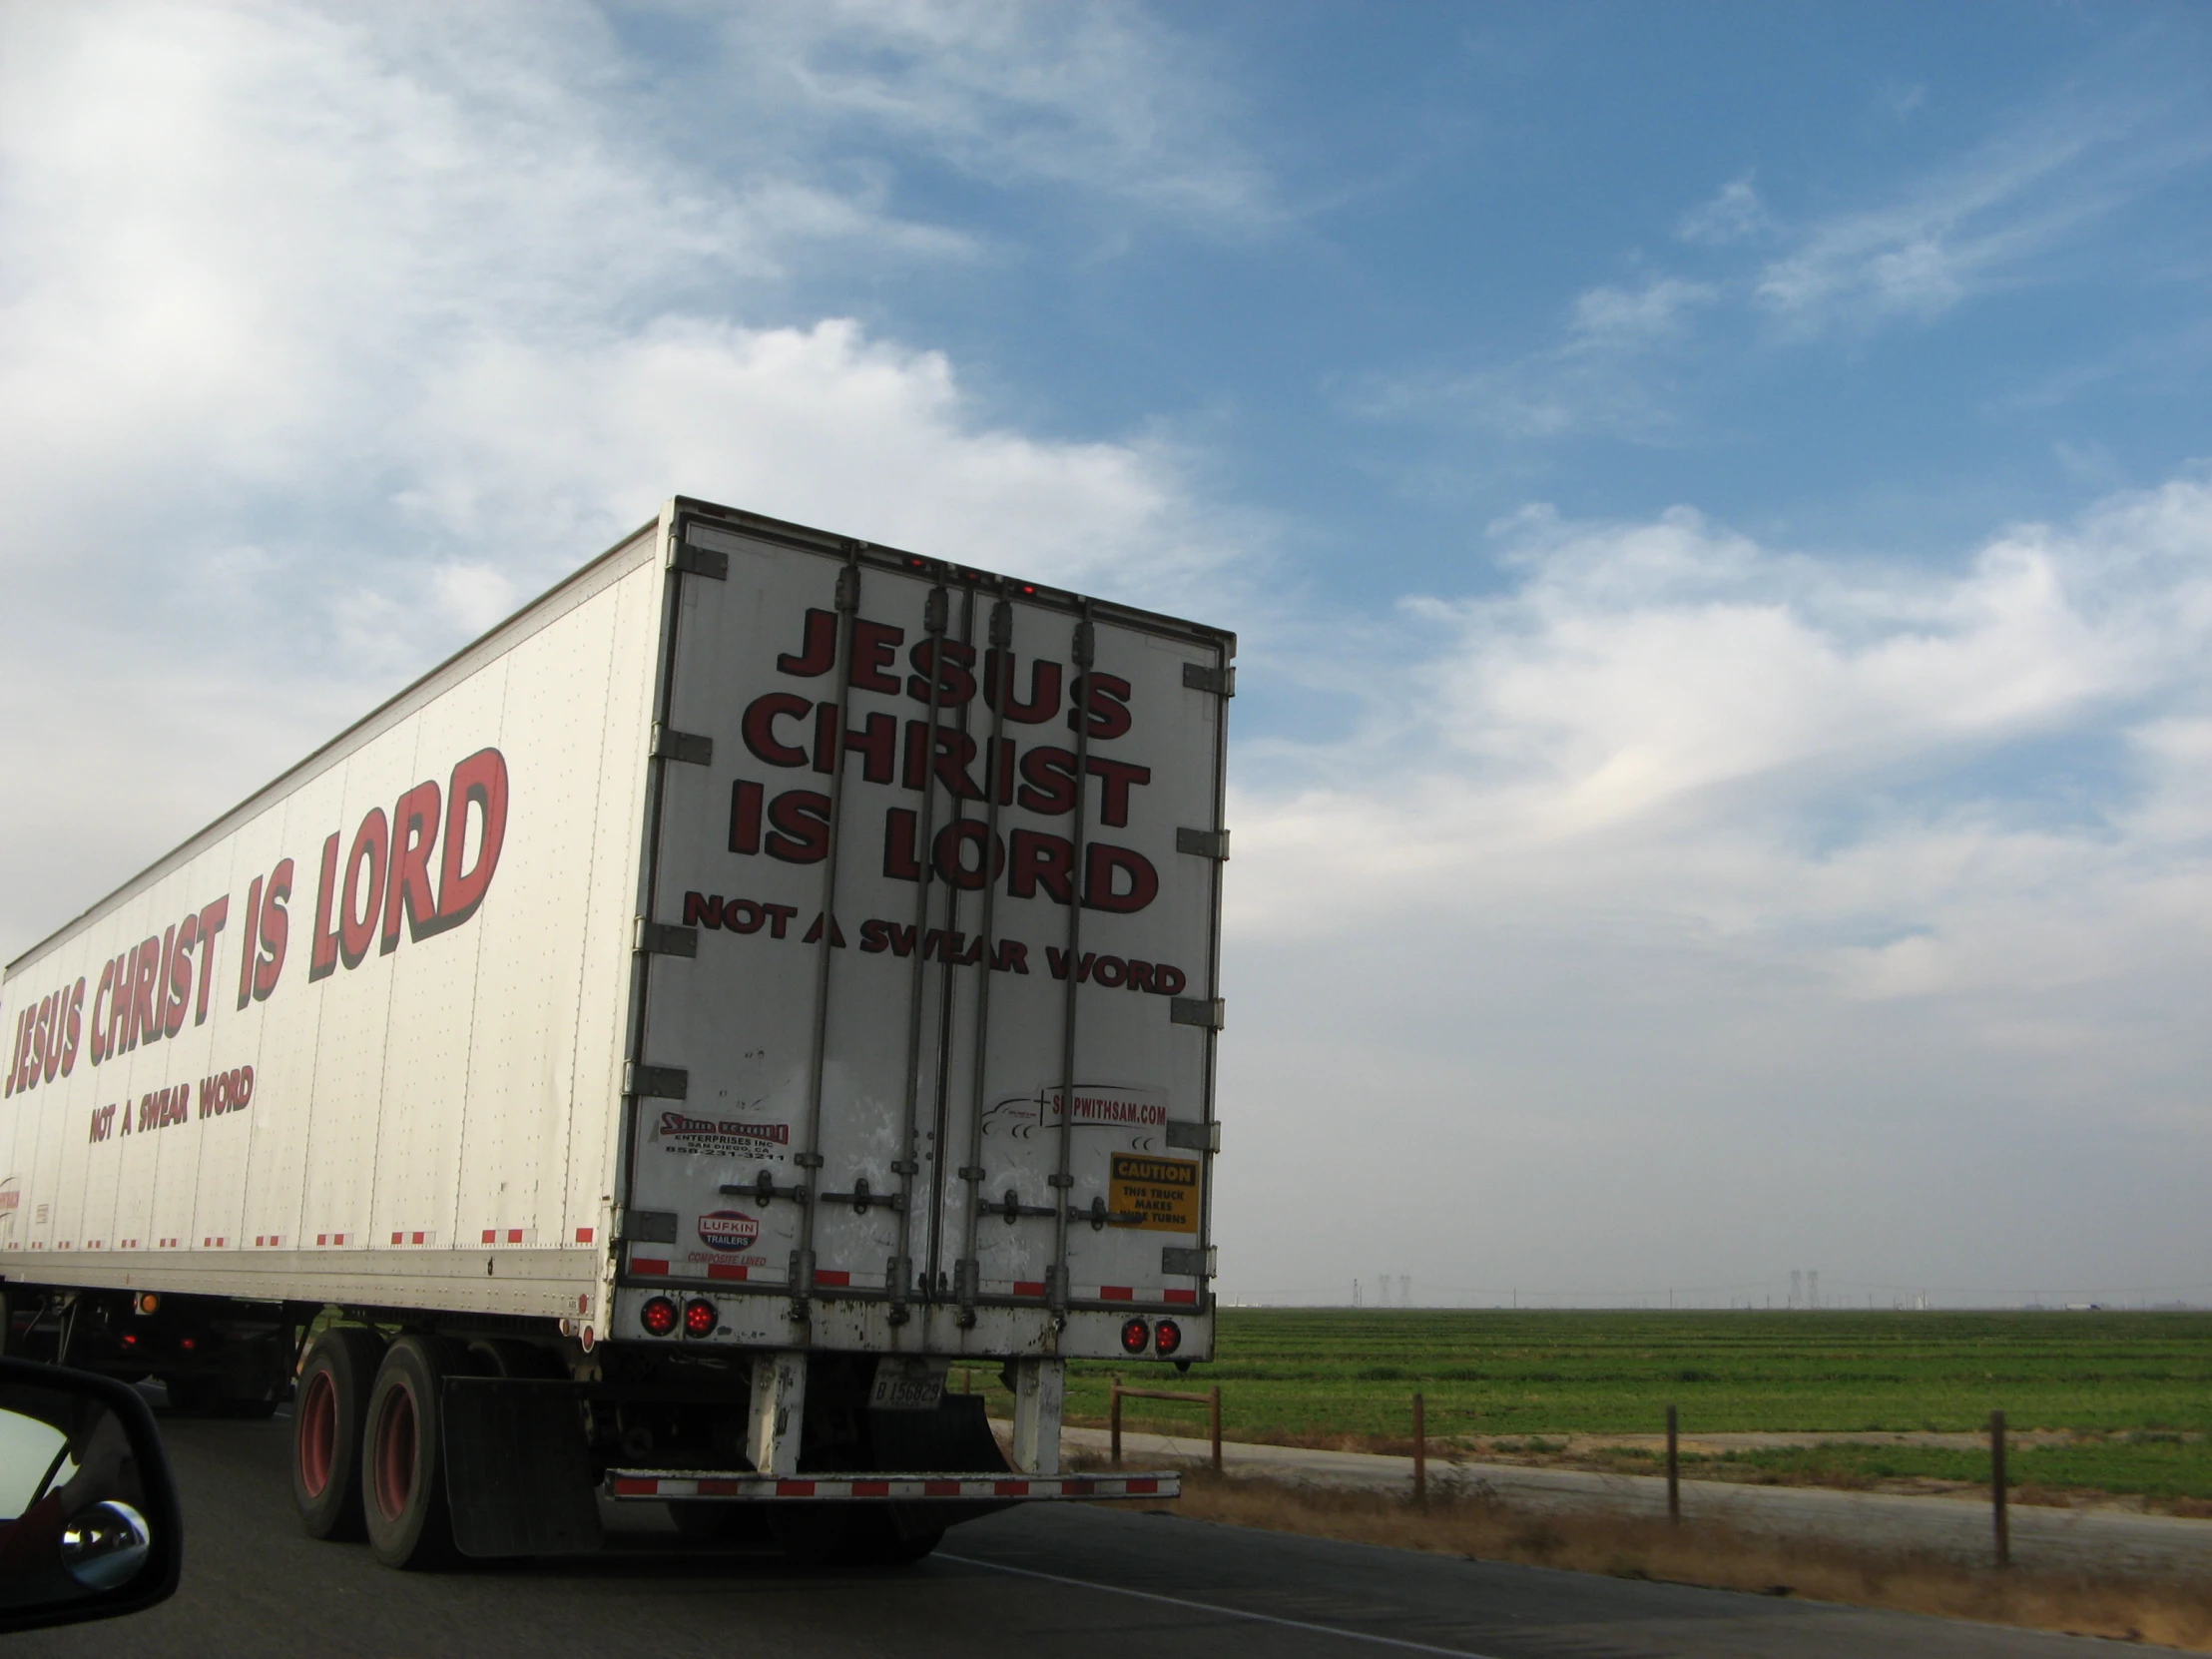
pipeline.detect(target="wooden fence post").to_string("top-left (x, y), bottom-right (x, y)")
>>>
top-left (1666, 1404), bottom-right (1680, 1523)
top-left (1210, 1384), bottom-right (1223, 1475)
top-left (1990, 1409), bottom-right (2009, 1568)
top-left (1413, 1391), bottom-right (1426, 1503)
top-left (1110, 1378), bottom-right (1123, 1466)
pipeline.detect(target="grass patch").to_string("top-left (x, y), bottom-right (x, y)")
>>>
top-left (1135, 1468), bottom-right (2212, 1650)
top-left (1043, 1308), bottom-right (2212, 1501)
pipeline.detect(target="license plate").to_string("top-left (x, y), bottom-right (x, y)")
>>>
top-left (868, 1365), bottom-right (945, 1411)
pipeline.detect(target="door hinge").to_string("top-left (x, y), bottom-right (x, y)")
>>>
top-left (1183, 662), bottom-right (1236, 697)
top-left (624, 1210), bottom-right (679, 1245)
top-left (624, 1063), bottom-right (689, 1100)
top-left (1165, 1118), bottom-right (1220, 1153)
top-left (652, 724), bottom-right (713, 766)
top-left (670, 531), bottom-right (729, 580)
top-left (1161, 1245), bottom-right (1216, 1279)
top-left (1175, 828), bottom-right (1230, 859)
top-left (1170, 997), bottom-right (1225, 1031)
top-left (634, 919), bottom-right (699, 958)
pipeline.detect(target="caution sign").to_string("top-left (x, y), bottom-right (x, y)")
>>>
top-left (1109, 1154), bottom-right (1200, 1233)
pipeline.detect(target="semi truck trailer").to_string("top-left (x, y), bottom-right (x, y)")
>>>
top-left (0, 497), bottom-right (1230, 1566)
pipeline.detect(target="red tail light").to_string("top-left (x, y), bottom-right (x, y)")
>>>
top-left (684, 1299), bottom-right (718, 1338)
top-left (1120, 1318), bottom-right (1150, 1355)
top-left (640, 1296), bottom-right (680, 1337)
top-left (1154, 1319), bottom-right (1182, 1358)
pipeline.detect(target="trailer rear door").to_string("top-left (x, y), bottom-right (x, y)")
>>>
top-left (621, 509), bottom-right (1228, 1327)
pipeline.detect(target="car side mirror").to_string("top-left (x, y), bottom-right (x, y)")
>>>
top-left (0, 1357), bottom-right (182, 1633)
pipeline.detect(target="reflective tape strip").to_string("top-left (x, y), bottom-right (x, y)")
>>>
top-left (625, 1261), bottom-right (785, 1284)
top-left (606, 1470), bottom-right (1182, 1502)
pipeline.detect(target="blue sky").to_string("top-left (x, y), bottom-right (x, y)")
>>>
top-left (621, 5), bottom-right (2212, 602)
top-left (4, 2), bottom-right (2211, 1304)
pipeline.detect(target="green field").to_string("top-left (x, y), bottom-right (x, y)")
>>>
top-left (1011, 1309), bottom-right (2212, 1503)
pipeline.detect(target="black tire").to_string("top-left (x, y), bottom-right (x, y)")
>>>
top-left (163, 1374), bottom-right (226, 1416)
top-left (465, 1337), bottom-right (567, 1381)
top-left (169, 1373), bottom-right (285, 1417)
top-left (842, 1512), bottom-right (943, 1565)
top-left (292, 1326), bottom-right (386, 1540)
top-left (669, 1501), bottom-right (769, 1543)
top-left (361, 1335), bottom-right (465, 1569)
top-left (769, 1503), bottom-right (853, 1568)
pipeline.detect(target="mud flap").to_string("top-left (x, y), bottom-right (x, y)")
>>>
top-left (870, 1393), bottom-right (1012, 1536)
top-left (442, 1378), bottom-right (604, 1557)
top-left (867, 1393), bottom-right (1009, 1471)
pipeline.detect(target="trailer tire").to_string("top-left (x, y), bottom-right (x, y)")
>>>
top-left (164, 1374), bottom-right (226, 1416)
top-left (465, 1337), bottom-right (567, 1381)
top-left (361, 1335), bottom-right (466, 1569)
top-left (292, 1326), bottom-right (386, 1540)
top-left (669, 1500), bottom-right (772, 1543)
top-left (844, 1513), bottom-right (943, 1566)
top-left (769, 1503), bottom-right (852, 1568)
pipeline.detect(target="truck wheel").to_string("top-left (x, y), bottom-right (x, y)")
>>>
top-left (842, 1512), bottom-right (943, 1566)
top-left (466, 1337), bottom-right (566, 1380)
top-left (164, 1374), bottom-right (226, 1416)
top-left (769, 1503), bottom-right (852, 1568)
top-left (292, 1327), bottom-right (385, 1540)
top-left (361, 1335), bottom-right (464, 1568)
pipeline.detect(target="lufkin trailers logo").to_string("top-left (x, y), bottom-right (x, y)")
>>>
top-left (698, 1210), bottom-right (762, 1253)
top-left (4, 750), bottom-right (509, 1148)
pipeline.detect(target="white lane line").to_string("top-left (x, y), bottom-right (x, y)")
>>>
top-left (938, 1553), bottom-right (1505, 1659)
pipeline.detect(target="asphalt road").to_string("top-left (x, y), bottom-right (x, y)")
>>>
top-left (12, 1413), bottom-right (2151, 1659)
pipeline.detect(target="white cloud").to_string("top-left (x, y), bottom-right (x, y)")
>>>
top-left (1675, 176), bottom-right (1771, 246)
top-left (1240, 478), bottom-right (2212, 938)
top-left (1218, 478), bottom-right (2212, 1293)
top-left (389, 314), bottom-right (1233, 602)
top-left (1567, 277), bottom-right (1717, 345)
top-left (697, 0), bottom-right (1274, 224)
top-left (1752, 103), bottom-right (2203, 333)
top-left (0, 1), bottom-right (1250, 958)
top-left (1369, 276), bottom-right (1718, 441)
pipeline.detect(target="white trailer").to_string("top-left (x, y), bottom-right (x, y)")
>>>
top-left (0, 498), bottom-right (1230, 1565)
